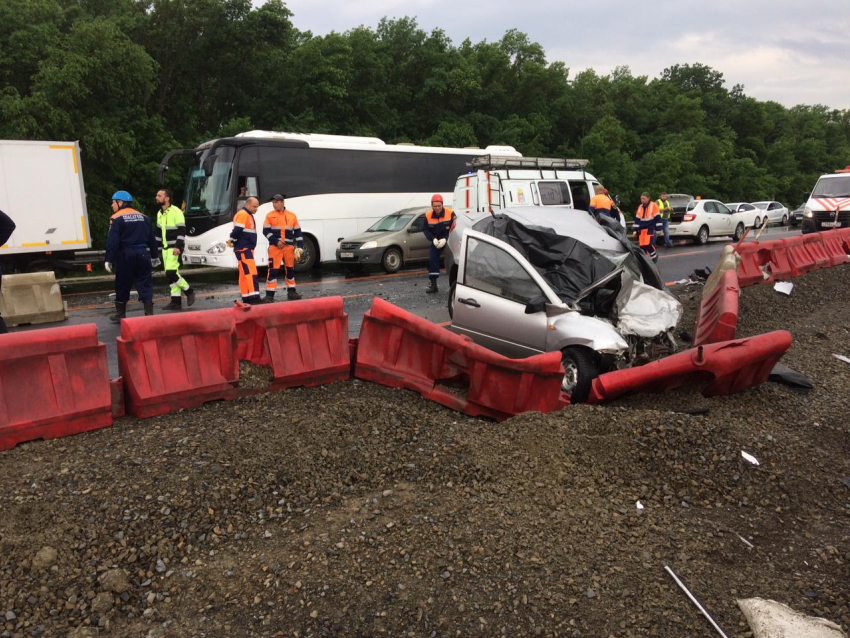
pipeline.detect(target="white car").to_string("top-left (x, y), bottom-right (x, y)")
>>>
top-left (726, 202), bottom-right (762, 229)
top-left (751, 201), bottom-right (789, 226)
top-left (667, 199), bottom-right (747, 245)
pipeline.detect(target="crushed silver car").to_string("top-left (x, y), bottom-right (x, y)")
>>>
top-left (447, 206), bottom-right (682, 402)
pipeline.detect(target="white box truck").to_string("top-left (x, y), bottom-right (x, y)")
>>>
top-left (0, 140), bottom-right (93, 272)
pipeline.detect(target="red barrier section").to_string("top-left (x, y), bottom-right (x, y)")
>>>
top-left (588, 331), bottom-right (792, 405)
top-left (117, 309), bottom-right (238, 418)
top-left (693, 270), bottom-right (740, 347)
top-left (735, 242), bottom-right (775, 286)
top-left (780, 235), bottom-right (816, 278)
top-left (838, 228), bottom-right (850, 253)
top-left (355, 298), bottom-right (565, 421)
top-left (801, 234), bottom-right (830, 270)
top-left (232, 298), bottom-right (350, 390)
top-left (0, 324), bottom-right (112, 450)
top-left (818, 230), bottom-right (850, 267)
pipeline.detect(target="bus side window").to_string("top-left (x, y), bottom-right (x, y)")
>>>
top-left (236, 176), bottom-right (259, 209)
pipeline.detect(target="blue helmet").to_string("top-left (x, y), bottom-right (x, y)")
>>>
top-left (111, 190), bottom-right (133, 202)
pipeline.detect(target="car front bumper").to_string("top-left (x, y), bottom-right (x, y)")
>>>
top-left (335, 246), bottom-right (384, 264)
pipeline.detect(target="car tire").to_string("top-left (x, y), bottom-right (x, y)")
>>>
top-left (447, 282), bottom-right (456, 320)
top-left (695, 225), bottom-right (709, 245)
top-left (381, 247), bottom-right (402, 273)
top-left (560, 346), bottom-right (600, 403)
top-left (782, 214), bottom-right (788, 226)
top-left (295, 235), bottom-right (318, 272)
top-left (753, 216), bottom-right (761, 229)
top-left (733, 222), bottom-right (745, 241)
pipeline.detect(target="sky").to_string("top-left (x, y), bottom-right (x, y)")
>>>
top-left (280, 0), bottom-right (850, 110)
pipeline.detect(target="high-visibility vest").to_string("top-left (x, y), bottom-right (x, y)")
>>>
top-left (657, 198), bottom-right (672, 219)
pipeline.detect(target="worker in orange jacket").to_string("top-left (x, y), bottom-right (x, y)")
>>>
top-left (262, 194), bottom-right (303, 301)
top-left (227, 197), bottom-right (261, 304)
top-left (634, 192), bottom-right (660, 263)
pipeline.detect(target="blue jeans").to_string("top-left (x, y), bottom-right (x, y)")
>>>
top-left (661, 218), bottom-right (671, 246)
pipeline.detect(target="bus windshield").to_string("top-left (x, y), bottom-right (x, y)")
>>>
top-left (367, 213), bottom-right (415, 232)
top-left (185, 146), bottom-right (235, 217)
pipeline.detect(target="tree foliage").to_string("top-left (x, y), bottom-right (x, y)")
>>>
top-left (1, 1), bottom-right (849, 245)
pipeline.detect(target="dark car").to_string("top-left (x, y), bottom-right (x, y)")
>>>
top-left (790, 203), bottom-right (805, 227)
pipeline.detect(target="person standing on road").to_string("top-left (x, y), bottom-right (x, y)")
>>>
top-left (155, 189), bottom-right (196, 310)
top-left (262, 194), bottom-right (303, 302)
top-left (588, 185), bottom-right (616, 221)
top-left (105, 191), bottom-right (159, 322)
top-left (656, 191), bottom-right (673, 247)
top-left (0, 209), bottom-right (17, 334)
top-left (634, 192), bottom-right (660, 263)
top-left (422, 194), bottom-right (456, 294)
top-left (227, 196), bottom-right (261, 304)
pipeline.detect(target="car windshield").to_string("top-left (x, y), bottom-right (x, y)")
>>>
top-left (185, 146), bottom-right (236, 217)
top-left (753, 202), bottom-right (769, 210)
top-left (812, 176), bottom-right (850, 198)
top-left (367, 214), bottom-right (414, 232)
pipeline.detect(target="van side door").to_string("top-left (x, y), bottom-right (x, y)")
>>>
top-left (568, 180), bottom-right (591, 211)
top-left (454, 174), bottom-right (477, 215)
top-left (476, 170), bottom-right (503, 213)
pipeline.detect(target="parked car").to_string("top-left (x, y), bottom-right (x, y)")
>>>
top-left (789, 203), bottom-right (806, 227)
top-left (726, 202), bottom-right (762, 229)
top-left (666, 199), bottom-right (747, 244)
top-left (335, 207), bottom-right (431, 273)
top-left (448, 206), bottom-right (682, 402)
top-left (751, 201), bottom-right (789, 226)
top-left (801, 168), bottom-right (850, 234)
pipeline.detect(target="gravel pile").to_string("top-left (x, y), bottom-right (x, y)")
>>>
top-left (1, 267), bottom-right (848, 638)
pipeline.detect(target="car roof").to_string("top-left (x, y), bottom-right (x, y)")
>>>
top-left (751, 200), bottom-right (774, 204)
top-left (488, 206), bottom-right (626, 253)
top-left (726, 202), bottom-right (743, 206)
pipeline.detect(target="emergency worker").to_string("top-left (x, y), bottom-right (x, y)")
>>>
top-left (0, 209), bottom-right (16, 334)
top-left (105, 191), bottom-right (159, 322)
top-left (227, 197), bottom-right (261, 304)
top-left (588, 185), bottom-right (615, 221)
top-left (262, 194), bottom-right (304, 301)
top-left (656, 191), bottom-right (673, 247)
top-left (155, 189), bottom-right (196, 310)
top-left (422, 194), bottom-right (456, 294)
top-left (634, 192), bottom-right (660, 263)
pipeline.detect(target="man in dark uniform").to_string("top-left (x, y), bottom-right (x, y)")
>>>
top-left (0, 209), bottom-right (16, 334)
top-left (105, 190), bottom-right (160, 322)
top-left (422, 194), bottom-right (456, 294)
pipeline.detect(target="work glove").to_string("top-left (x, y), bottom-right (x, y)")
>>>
top-left (104, 262), bottom-right (113, 273)
top-left (151, 257), bottom-right (162, 268)
top-left (226, 239), bottom-right (234, 247)
top-left (432, 238), bottom-right (441, 248)
top-left (435, 238), bottom-right (447, 249)
top-left (294, 247), bottom-right (304, 261)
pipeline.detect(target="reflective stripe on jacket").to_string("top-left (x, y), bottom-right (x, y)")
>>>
top-left (263, 209), bottom-right (304, 248)
top-left (423, 207), bottom-right (456, 241)
top-left (156, 205), bottom-right (186, 252)
top-left (230, 208), bottom-right (257, 251)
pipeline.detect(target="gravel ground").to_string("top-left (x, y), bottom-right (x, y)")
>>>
top-left (1, 267), bottom-right (848, 638)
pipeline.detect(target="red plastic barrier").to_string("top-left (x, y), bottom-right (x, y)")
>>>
top-left (0, 324), bottom-right (112, 450)
top-left (355, 297), bottom-right (566, 421)
top-left (819, 230), bottom-right (850, 267)
top-left (587, 331), bottom-right (792, 404)
top-left (778, 235), bottom-right (816, 278)
top-left (735, 241), bottom-right (775, 286)
top-left (693, 269), bottom-right (739, 347)
top-left (838, 228), bottom-right (850, 253)
top-left (117, 309), bottom-right (238, 418)
top-left (232, 297), bottom-right (350, 390)
top-left (801, 234), bottom-right (830, 270)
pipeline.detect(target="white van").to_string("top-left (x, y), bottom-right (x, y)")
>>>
top-left (801, 168), bottom-right (850, 234)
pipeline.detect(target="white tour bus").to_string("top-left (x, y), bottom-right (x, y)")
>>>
top-left (158, 131), bottom-right (520, 271)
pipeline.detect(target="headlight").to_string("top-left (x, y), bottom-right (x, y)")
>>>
top-left (804, 207), bottom-right (813, 218)
top-left (207, 242), bottom-right (227, 254)
top-left (360, 241), bottom-right (378, 250)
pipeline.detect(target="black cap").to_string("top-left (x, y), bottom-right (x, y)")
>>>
top-left (271, 193), bottom-right (286, 201)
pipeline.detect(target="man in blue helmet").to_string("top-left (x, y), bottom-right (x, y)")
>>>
top-left (105, 190), bottom-right (160, 322)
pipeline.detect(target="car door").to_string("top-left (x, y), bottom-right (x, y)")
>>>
top-left (767, 202), bottom-right (781, 223)
top-left (405, 214), bottom-right (430, 261)
top-left (714, 202), bottom-right (735, 234)
top-left (452, 232), bottom-right (552, 358)
top-left (701, 201), bottom-right (720, 234)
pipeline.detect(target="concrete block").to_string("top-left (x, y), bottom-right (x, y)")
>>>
top-left (0, 272), bottom-right (67, 327)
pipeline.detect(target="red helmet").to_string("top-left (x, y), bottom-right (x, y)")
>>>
top-left (431, 194), bottom-right (443, 204)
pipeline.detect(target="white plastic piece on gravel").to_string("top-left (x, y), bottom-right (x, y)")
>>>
top-left (737, 598), bottom-right (847, 638)
top-left (833, 354), bottom-right (850, 365)
top-left (774, 281), bottom-right (794, 295)
top-left (741, 451), bottom-right (760, 466)
top-left (636, 501), bottom-right (644, 510)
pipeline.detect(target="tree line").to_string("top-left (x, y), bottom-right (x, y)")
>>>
top-left (2, 0), bottom-right (849, 246)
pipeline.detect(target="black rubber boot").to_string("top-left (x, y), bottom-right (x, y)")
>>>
top-left (161, 297), bottom-right (182, 311)
top-left (287, 288), bottom-right (302, 300)
top-left (425, 277), bottom-right (438, 294)
top-left (144, 301), bottom-right (154, 316)
top-left (109, 302), bottom-right (127, 323)
top-left (262, 294), bottom-right (275, 303)
top-left (185, 288), bottom-right (196, 307)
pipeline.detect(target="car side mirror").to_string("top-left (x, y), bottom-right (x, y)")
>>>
top-left (407, 227), bottom-right (420, 234)
top-left (545, 302), bottom-right (570, 317)
top-left (614, 195), bottom-right (621, 206)
top-left (524, 296), bottom-right (547, 314)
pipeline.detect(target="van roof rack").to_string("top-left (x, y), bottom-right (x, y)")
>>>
top-left (469, 155), bottom-right (589, 171)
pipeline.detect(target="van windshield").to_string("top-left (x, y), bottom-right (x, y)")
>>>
top-left (812, 176), bottom-right (850, 198)
top-left (367, 214), bottom-right (414, 232)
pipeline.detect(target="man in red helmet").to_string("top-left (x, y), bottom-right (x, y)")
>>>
top-left (422, 194), bottom-right (456, 293)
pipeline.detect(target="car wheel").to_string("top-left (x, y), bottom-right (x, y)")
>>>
top-left (447, 282), bottom-right (456, 320)
top-left (696, 225), bottom-right (709, 245)
top-left (560, 346), bottom-right (600, 403)
top-left (782, 214), bottom-right (788, 226)
top-left (381, 247), bottom-right (402, 273)
top-left (753, 216), bottom-right (761, 229)
top-left (733, 222), bottom-right (745, 241)
top-left (294, 236), bottom-right (317, 272)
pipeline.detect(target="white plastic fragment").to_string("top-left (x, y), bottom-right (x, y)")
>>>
top-left (735, 533), bottom-right (754, 549)
top-left (738, 597), bottom-right (847, 638)
top-left (741, 451), bottom-right (760, 466)
top-left (833, 354), bottom-right (850, 365)
top-left (636, 501), bottom-right (644, 510)
top-left (774, 281), bottom-right (794, 295)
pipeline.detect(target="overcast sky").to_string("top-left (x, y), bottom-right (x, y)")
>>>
top-left (280, 0), bottom-right (850, 110)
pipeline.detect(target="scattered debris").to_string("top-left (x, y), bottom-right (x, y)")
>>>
top-left (733, 532), bottom-right (755, 549)
top-left (840, 477), bottom-right (850, 490)
top-left (692, 267), bottom-right (712, 282)
top-left (665, 565), bottom-right (730, 638)
top-left (833, 354), bottom-right (850, 365)
top-left (636, 501), bottom-right (644, 510)
top-left (741, 451), bottom-right (760, 466)
top-left (737, 597), bottom-right (847, 638)
top-left (774, 281), bottom-right (794, 295)
top-left (769, 363), bottom-right (814, 389)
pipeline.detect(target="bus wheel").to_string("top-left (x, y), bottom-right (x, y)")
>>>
top-left (295, 236), bottom-right (318, 272)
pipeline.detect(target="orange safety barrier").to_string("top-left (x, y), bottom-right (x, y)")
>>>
top-left (117, 309), bottom-right (238, 418)
top-left (735, 241), bottom-right (775, 286)
top-left (0, 324), bottom-right (113, 450)
top-left (693, 269), bottom-right (739, 347)
top-left (801, 233), bottom-right (830, 270)
top-left (816, 230), bottom-right (850, 267)
top-left (778, 235), bottom-right (816, 278)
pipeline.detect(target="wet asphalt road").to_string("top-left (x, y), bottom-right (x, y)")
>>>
top-left (11, 224), bottom-right (802, 377)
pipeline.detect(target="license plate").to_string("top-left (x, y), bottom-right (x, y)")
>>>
top-left (189, 256), bottom-right (203, 264)
top-left (340, 252), bottom-right (354, 258)
top-left (821, 221), bottom-right (841, 227)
